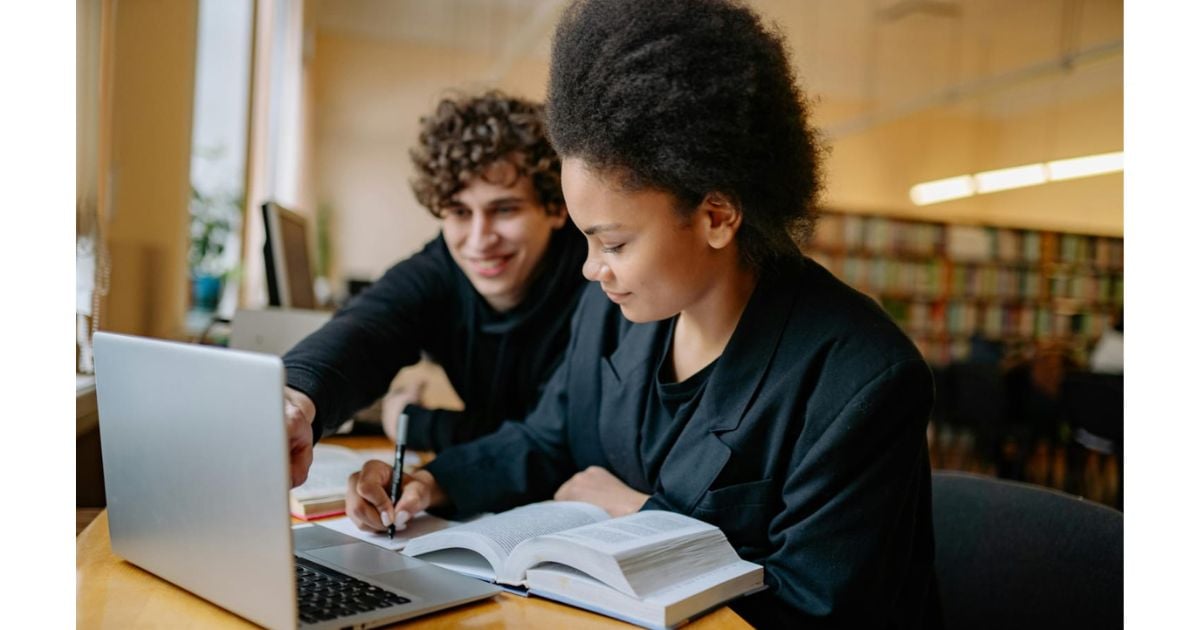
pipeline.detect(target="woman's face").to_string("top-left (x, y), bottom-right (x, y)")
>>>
top-left (561, 158), bottom-right (731, 323)
top-left (439, 162), bottom-right (566, 312)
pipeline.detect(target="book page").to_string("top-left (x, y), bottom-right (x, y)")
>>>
top-left (291, 445), bottom-right (420, 502)
top-left (422, 501), bottom-right (608, 556)
top-left (409, 548), bottom-right (500, 583)
top-left (291, 445), bottom-right (364, 501)
top-left (507, 511), bottom-right (740, 598)
top-left (549, 511), bottom-right (715, 556)
top-left (314, 512), bottom-right (456, 552)
top-left (403, 501), bottom-right (608, 580)
top-left (525, 560), bottom-right (763, 627)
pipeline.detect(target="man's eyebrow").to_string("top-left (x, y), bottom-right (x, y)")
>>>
top-left (442, 196), bottom-right (527, 209)
top-left (483, 197), bottom-right (527, 208)
top-left (583, 223), bottom-right (624, 236)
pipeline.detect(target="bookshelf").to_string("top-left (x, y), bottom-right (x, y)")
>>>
top-left (808, 211), bottom-right (1124, 366)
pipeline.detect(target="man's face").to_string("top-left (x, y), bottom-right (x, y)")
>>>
top-left (439, 163), bottom-right (566, 312)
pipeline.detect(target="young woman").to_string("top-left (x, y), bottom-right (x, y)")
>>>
top-left (281, 92), bottom-right (587, 486)
top-left (348, 2), bottom-right (939, 626)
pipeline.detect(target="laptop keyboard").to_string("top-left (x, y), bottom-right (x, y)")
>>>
top-left (295, 556), bottom-right (411, 625)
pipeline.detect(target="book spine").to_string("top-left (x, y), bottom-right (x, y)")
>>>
top-left (291, 508), bottom-right (347, 521)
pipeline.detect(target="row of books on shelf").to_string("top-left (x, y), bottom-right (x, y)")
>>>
top-left (912, 337), bottom-right (973, 366)
top-left (910, 333), bottom-right (1097, 367)
top-left (813, 213), bottom-right (942, 257)
top-left (812, 212), bottom-right (1123, 269)
top-left (812, 253), bottom-right (1124, 304)
top-left (883, 298), bottom-right (1115, 340)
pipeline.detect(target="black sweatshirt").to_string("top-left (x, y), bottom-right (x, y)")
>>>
top-left (282, 226), bottom-right (588, 451)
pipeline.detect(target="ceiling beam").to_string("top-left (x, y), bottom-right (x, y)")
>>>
top-left (821, 38), bottom-right (1122, 140)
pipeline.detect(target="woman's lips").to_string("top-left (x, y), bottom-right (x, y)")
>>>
top-left (603, 289), bottom-right (632, 303)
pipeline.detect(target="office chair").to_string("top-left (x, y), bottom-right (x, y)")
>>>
top-left (1062, 371), bottom-right (1123, 453)
top-left (1003, 360), bottom-right (1066, 484)
top-left (944, 362), bottom-right (1009, 474)
top-left (927, 366), bottom-right (950, 467)
top-left (1061, 371), bottom-right (1124, 507)
top-left (931, 471), bottom-right (1123, 630)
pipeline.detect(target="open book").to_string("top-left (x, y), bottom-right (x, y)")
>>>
top-left (402, 502), bottom-right (763, 628)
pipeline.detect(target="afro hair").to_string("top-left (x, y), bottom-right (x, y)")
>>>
top-left (546, 0), bottom-right (824, 268)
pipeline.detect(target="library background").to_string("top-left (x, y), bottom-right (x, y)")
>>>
top-left (810, 211), bottom-right (1122, 508)
top-left (77, 0), bottom-right (1124, 528)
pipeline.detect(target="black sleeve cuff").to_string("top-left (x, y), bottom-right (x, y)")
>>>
top-left (422, 448), bottom-right (494, 519)
top-left (288, 360), bottom-right (345, 439)
top-left (285, 365), bottom-right (337, 444)
top-left (401, 404), bottom-right (437, 451)
top-left (403, 404), bottom-right (474, 452)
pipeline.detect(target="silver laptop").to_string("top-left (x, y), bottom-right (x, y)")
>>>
top-left (93, 332), bottom-right (499, 629)
top-left (229, 307), bottom-right (332, 356)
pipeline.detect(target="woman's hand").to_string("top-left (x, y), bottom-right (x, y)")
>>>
top-left (554, 466), bottom-right (649, 517)
top-left (346, 461), bottom-right (448, 532)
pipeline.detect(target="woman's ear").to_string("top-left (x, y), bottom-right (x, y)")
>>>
top-left (699, 192), bottom-right (742, 250)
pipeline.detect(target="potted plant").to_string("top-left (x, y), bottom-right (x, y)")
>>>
top-left (188, 186), bottom-right (241, 312)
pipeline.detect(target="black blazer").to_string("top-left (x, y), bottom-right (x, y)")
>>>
top-left (426, 256), bottom-right (940, 627)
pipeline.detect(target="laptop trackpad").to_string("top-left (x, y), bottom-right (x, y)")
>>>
top-left (305, 543), bottom-right (427, 576)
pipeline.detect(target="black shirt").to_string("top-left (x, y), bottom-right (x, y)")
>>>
top-left (283, 226), bottom-right (587, 451)
top-left (642, 319), bottom-right (719, 487)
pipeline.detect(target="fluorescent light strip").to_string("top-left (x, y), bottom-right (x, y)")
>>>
top-left (910, 175), bottom-right (975, 205)
top-left (974, 163), bottom-right (1047, 193)
top-left (910, 151), bottom-right (1122, 205)
top-left (1047, 151), bottom-right (1123, 181)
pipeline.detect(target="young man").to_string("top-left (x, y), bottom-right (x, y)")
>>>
top-left (281, 92), bottom-right (587, 487)
top-left (349, 2), bottom-right (939, 627)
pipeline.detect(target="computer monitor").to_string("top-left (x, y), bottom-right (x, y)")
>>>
top-left (262, 201), bottom-right (317, 309)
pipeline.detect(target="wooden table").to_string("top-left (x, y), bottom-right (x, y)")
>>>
top-left (77, 436), bottom-right (751, 629)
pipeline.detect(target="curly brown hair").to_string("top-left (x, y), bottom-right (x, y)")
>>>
top-left (410, 91), bottom-right (564, 217)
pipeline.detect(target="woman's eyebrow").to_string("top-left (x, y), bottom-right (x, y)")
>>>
top-left (583, 223), bottom-right (624, 236)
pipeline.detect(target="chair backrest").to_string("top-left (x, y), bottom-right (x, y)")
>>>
top-left (932, 471), bottom-right (1123, 630)
top-left (1061, 371), bottom-right (1124, 443)
top-left (944, 362), bottom-right (1008, 441)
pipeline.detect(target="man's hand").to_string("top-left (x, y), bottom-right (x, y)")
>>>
top-left (554, 466), bottom-right (649, 517)
top-left (283, 387), bottom-right (316, 488)
top-left (381, 381), bottom-right (426, 441)
top-left (346, 462), bottom-right (447, 532)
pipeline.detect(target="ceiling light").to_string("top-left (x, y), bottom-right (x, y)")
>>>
top-left (910, 151), bottom-right (1122, 205)
top-left (974, 163), bottom-right (1048, 193)
top-left (909, 175), bottom-right (975, 205)
top-left (1047, 152), bottom-right (1123, 181)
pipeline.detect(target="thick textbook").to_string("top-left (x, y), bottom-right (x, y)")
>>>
top-left (402, 502), bottom-right (763, 628)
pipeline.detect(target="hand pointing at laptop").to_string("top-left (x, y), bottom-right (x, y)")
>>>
top-left (283, 387), bottom-right (316, 488)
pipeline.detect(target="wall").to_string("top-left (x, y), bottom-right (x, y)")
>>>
top-left (312, 33), bottom-right (549, 289)
top-left (311, 26), bottom-right (1123, 291)
top-left (102, 0), bottom-right (199, 339)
